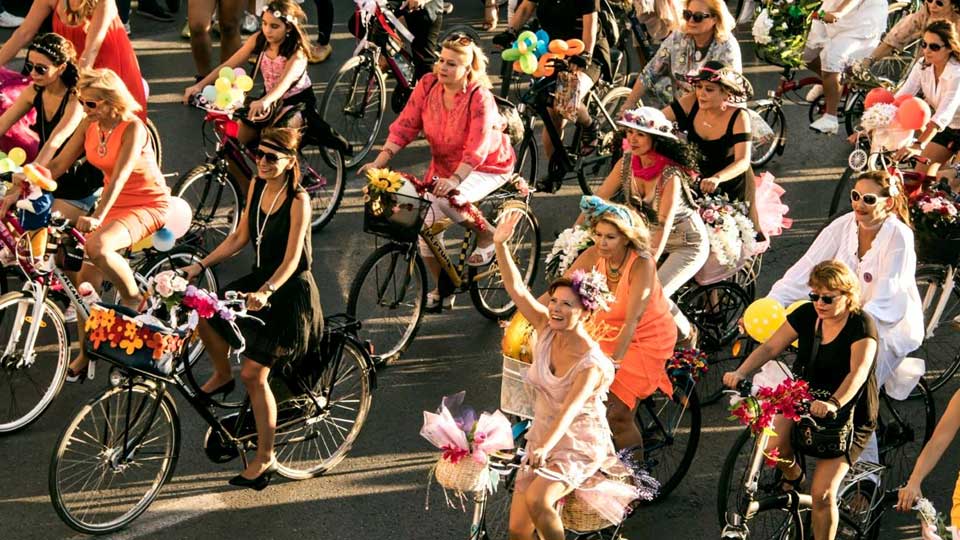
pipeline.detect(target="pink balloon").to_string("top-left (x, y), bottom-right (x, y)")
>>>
top-left (893, 93), bottom-right (912, 106)
top-left (165, 196), bottom-right (193, 239)
top-left (233, 67), bottom-right (247, 78)
top-left (864, 87), bottom-right (895, 109)
top-left (895, 97), bottom-right (932, 131)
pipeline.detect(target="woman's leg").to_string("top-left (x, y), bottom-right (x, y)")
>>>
top-left (188, 0), bottom-right (217, 76)
top-left (809, 457), bottom-right (851, 540)
top-left (522, 475), bottom-right (575, 540)
top-left (916, 142), bottom-right (953, 179)
top-left (433, 173), bottom-right (506, 261)
top-left (239, 358), bottom-right (277, 477)
top-left (83, 220), bottom-right (139, 307)
top-left (606, 393), bottom-right (642, 452)
top-left (218, 0), bottom-right (245, 63)
top-left (197, 318), bottom-right (234, 391)
top-left (821, 71), bottom-right (841, 117)
top-left (766, 414), bottom-right (801, 485)
top-left (313, 0), bottom-right (334, 46)
top-left (68, 261), bottom-right (107, 374)
top-left (508, 487), bottom-right (537, 540)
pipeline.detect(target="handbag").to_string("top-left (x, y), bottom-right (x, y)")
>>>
top-left (790, 320), bottom-right (859, 460)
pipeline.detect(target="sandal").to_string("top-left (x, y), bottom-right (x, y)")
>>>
top-left (425, 291), bottom-right (455, 313)
top-left (779, 461), bottom-right (805, 493)
top-left (467, 242), bottom-right (496, 267)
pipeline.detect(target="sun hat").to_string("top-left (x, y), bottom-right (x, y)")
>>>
top-left (617, 106), bottom-right (678, 140)
top-left (685, 60), bottom-right (754, 103)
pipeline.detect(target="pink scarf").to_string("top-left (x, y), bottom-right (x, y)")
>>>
top-left (630, 151), bottom-right (671, 181)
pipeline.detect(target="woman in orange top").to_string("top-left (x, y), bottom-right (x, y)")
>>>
top-left (565, 196), bottom-right (678, 454)
top-left (46, 67), bottom-right (169, 379)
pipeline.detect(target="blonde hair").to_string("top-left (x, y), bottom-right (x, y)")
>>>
top-left (685, 0), bottom-right (736, 42)
top-left (433, 36), bottom-right (492, 89)
top-left (808, 260), bottom-right (862, 313)
top-left (63, 0), bottom-right (100, 26)
top-left (78, 68), bottom-right (142, 120)
top-left (592, 204), bottom-right (651, 253)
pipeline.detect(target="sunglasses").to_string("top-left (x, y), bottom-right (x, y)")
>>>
top-left (682, 10), bottom-right (714, 22)
top-left (23, 61), bottom-right (50, 76)
top-left (80, 99), bottom-right (101, 109)
top-left (808, 292), bottom-right (838, 305)
top-left (926, 0), bottom-right (945, 6)
top-left (921, 40), bottom-right (945, 52)
top-left (850, 189), bottom-right (887, 206)
top-left (254, 149), bottom-right (288, 163)
top-left (444, 32), bottom-right (474, 46)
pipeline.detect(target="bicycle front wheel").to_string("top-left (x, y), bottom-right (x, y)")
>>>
top-left (49, 382), bottom-right (180, 535)
top-left (470, 204), bottom-right (540, 320)
top-left (347, 242), bottom-right (427, 364)
top-left (751, 103), bottom-right (785, 168)
top-left (636, 382), bottom-right (701, 502)
top-left (320, 54), bottom-right (386, 168)
top-left (0, 292), bottom-right (69, 434)
top-left (174, 164), bottom-right (242, 252)
top-left (879, 380), bottom-right (935, 492)
top-left (275, 339), bottom-right (373, 478)
top-left (514, 133), bottom-right (538, 187)
top-left (300, 144), bottom-right (345, 231)
top-left (912, 266), bottom-right (960, 393)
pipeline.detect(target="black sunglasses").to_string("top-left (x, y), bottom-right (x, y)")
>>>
top-left (80, 99), bottom-right (101, 109)
top-left (254, 149), bottom-right (288, 163)
top-left (22, 61), bottom-right (50, 76)
top-left (850, 189), bottom-right (886, 206)
top-left (444, 32), bottom-right (474, 45)
top-left (926, 0), bottom-right (945, 7)
top-left (921, 40), bottom-right (945, 52)
top-left (808, 292), bottom-right (838, 305)
top-left (682, 10), bottom-right (714, 23)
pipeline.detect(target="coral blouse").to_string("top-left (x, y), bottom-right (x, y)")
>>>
top-left (84, 120), bottom-right (168, 209)
top-left (387, 74), bottom-right (515, 180)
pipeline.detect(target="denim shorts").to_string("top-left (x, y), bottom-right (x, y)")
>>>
top-left (60, 189), bottom-right (101, 213)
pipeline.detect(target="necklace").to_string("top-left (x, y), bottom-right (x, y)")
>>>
top-left (692, 36), bottom-right (713, 62)
top-left (606, 249), bottom-right (630, 282)
top-left (254, 180), bottom-right (287, 267)
top-left (96, 123), bottom-right (115, 157)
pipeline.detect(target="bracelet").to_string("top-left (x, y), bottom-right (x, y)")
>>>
top-left (197, 261), bottom-right (207, 272)
top-left (380, 148), bottom-right (396, 159)
top-left (451, 173), bottom-right (464, 184)
top-left (828, 396), bottom-right (842, 408)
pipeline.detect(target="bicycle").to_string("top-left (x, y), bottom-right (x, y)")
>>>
top-left (48, 296), bottom-right (375, 535)
top-left (718, 378), bottom-right (935, 539)
top-left (174, 105), bottom-right (345, 251)
top-left (0, 212), bottom-right (216, 435)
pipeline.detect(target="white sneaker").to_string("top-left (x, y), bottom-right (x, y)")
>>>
top-left (241, 12), bottom-right (258, 33)
top-left (810, 114), bottom-right (839, 135)
top-left (0, 10), bottom-right (25, 27)
top-left (63, 304), bottom-right (78, 323)
top-left (805, 84), bottom-right (823, 102)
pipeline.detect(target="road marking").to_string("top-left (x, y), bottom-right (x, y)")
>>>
top-left (65, 491), bottom-right (229, 540)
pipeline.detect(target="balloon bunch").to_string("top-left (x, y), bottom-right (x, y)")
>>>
top-left (861, 88), bottom-right (932, 152)
top-left (198, 67), bottom-right (255, 111)
top-left (0, 147), bottom-right (27, 174)
top-left (131, 197), bottom-right (194, 252)
top-left (500, 29), bottom-right (588, 77)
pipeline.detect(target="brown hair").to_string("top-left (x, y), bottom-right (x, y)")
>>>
top-left (924, 20), bottom-right (960, 61)
top-left (254, 0), bottom-right (319, 62)
top-left (27, 33), bottom-right (79, 88)
top-left (856, 170), bottom-right (912, 227)
top-left (433, 35), bottom-right (492, 89)
top-left (808, 260), bottom-right (862, 313)
top-left (259, 127), bottom-right (302, 187)
top-left (63, 0), bottom-right (99, 26)
top-left (77, 68), bottom-right (141, 120)
top-left (591, 204), bottom-right (651, 253)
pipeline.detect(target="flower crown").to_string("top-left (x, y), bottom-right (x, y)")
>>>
top-left (28, 42), bottom-right (69, 64)
top-left (579, 195), bottom-right (634, 228)
top-left (570, 269), bottom-right (615, 312)
top-left (268, 9), bottom-right (298, 26)
top-left (621, 109), bottom-right (674, 135)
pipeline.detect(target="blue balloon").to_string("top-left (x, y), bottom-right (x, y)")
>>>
top-left (535, 29), bottom-right (549, 43)
top-left (152, 227), bottom-right (176, 252)
top-left (535, 41), bottom-right (548, 57)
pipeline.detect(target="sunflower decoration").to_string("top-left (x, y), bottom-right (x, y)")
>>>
top-left (363, 168), bottom-right (406, 198)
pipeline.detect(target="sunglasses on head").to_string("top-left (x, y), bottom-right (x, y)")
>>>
top-left (921, 40), bottom-right (946, 52)
top-left (444, 32), bottom-right (474, 46)
top-left (23, 61), bottom-right (50, 76)
top-left (808, 292), bottom-right (838, 305)
top-left (254, 149), bottom-right (288, 163)
top-left (926, 0), bottom-right (945, 7)
top-left (850, 189), bottom-right (886, 206)
top-left (682, 10), bottom-right (713, 22)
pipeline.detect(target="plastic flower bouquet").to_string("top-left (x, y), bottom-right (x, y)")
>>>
top-left (697, 193), bottom-right (759, 269)
top-left (912, 190), bottom-right (960, 265)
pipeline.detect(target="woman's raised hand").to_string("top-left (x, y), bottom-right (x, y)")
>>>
top-left (493, 210), bottom-right (522, 246)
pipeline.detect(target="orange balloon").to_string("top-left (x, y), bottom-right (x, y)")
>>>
top-left (548, 39), bottom-right (569, 55)
top-left (565, 39), bottom-right (585, 56)
top-left (895, 96), bottom-right (932, 130)
top-left (513, 60), bottom-right (523, 74)
top-left (893, 93), bottom-right (912, 107)
top-left (538, 53), bottom-right (559, 77)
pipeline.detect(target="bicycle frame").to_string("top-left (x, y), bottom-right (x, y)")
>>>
top-left (919, 264), bottom-right (957, 339)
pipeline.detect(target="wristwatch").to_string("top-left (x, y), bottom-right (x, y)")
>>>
top-left (264, 281), bottom-right (277, 294)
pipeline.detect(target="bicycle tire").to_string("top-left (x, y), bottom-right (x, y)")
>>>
top-left (514, 133), bottom-right (538, 187)
top-left (320, 54), bottom-right (386, 168)
top-left (828, 166), bottom-right (858, 219)
top-left (275, 338), bottom-right (373, 478)
top-left (879, 379), bottom-right (935, 493)
top-left (678, 281), bottom-right (752, 352)
top-left (300, 144), bottom-right (346, 231)
top-left (637, 383), bottom-right (702, 502)
top-left (577, 85), bottom-right (631, 195)
top-left (843, 90), bottom-right (866, 136)
top-left (0, 292), bottom-right (69, 434)
top-left (346, 242), bottom-right (426, 364)
top-left (912, 266), bottom-right (960, 394)
top-left (751, 103), bottom-right (786, 168)
top-left (174, 163), bottom-right (242, 252)
top-left (49, 382), bottom-right (180, 534)
top-left (469, 205), bottom-right (540, 320)
top-left (145, 117), bottom-right (163, 169)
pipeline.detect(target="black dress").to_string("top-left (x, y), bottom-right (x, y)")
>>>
top-left (670, 100), bottom-right (751, 201)
top-left (211, 177), bottom-right (323, 367)
top-left (787, 302), bottom-right (879, 463)
top-left (30, 86), bottom-right (103, 201)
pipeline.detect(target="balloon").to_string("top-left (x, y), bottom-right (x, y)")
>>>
top-left (235, 75), bottom-right (254, 92)
top-left (501, 48), bottom-right (521, 62)
top-left (565, 39), bottom-right (585, 56)
top-left (548, 39), bottom-right (569, 55)
top-left (864, 87), bottom-right (895, 109)
top-left (215, 77), bottom-right (232, 94)
top-left (534, 29), bottom-right (549, 44)
top-left (131, 235), bottom-right (153, 252)
top-left (538, 53), bottom-right (560, 77)
top-left (7, 147), bottom-right (26, 166)
top-left (164, 197), bottom-right (194, 239)
top-left (893, 93), bottom-right (912, 107)
top-left (785, 300), bottom-right (809, 315)
top-left (502, 312), bottom-right (536, 363)
top-left (215, 94), bottom-right (232, 109)
top-left (201, 85), bottom-right (218, 103)
top-left (152, 228), bottom-right (176, 252)
top-left (0, 159), bottom-right (11, 174)
top-left (517, 30), bottom-right (537, 48)
top-left (233, 67), bottom-right (247, 78)
top-left (513, 60), bottom-right (523, 74)
top-left (218, 66), bottom-right (236, 82)
top-left (895, 96), bottom-right (931, 130)
top-left (519, 52), bottom-right (538, 74)
top-left (535, 40), bottom-right (548, 57)
top-left (743, 298), bottom-right (786, 343)
top-left (229, 88), bottom-right (244, 104)
top-left (516, 39), bottom-right (529, 55)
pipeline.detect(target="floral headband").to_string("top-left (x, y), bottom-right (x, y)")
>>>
top-left (570, 269), bottom-right (615, 312)
top-left (267, 9), bottom-right (298, 26)
top-left (28, 42), bottom-right (69, 64)
top-left (579, 195), bottom-right (634, 228)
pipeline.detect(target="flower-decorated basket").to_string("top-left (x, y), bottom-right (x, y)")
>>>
top-left (84, 303), bottom-right (190, 376)
top-left (362, 168), bottom-right (430, 243)
top-left (434, 456), bottom-right (490, 493)
top-left (560, 472), bottom-right (635, 532)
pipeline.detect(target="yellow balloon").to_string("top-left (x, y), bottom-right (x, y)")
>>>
top-left (236, 75), bottom-right (254, 92)
top-left (7, 147), bottom-right (26, 166)
top-left (214, 77), bottom-right (232, 94)
top-left (743, 297), bottom-right (786, 344)
top-left (502, 312), bottom-right (536, 364)
top-left (786, 300), bottom-right (809, 315)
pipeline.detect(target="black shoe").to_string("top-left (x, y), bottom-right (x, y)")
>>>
top-left (137, 3), bottom-right (175, 22)
top-left (229, 460), bottom-right (278, 491)
top-left (534, 175), bottom-right (561, 194)
top-left (201, 379), bottom-right (235, 398)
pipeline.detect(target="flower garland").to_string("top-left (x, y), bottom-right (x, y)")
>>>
top-left (85, 305), bottom-right (187, 359)
top-left (544, 225), bottom-right (594, 279)
top-left (752, 0), bottom-right (820, 68)
top-left (570, 268), bottom-right (616, 311)
top-left (698, 194), bottom-right (759, 268)
top-left (729, 378), bottom-right (812, 467)
top-left (407, 175), bottom-right (487, 231)
top-left (665, 348), bottom-right (708, 383)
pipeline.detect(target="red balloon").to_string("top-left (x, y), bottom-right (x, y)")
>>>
top-left (864, 87), bottom-right (895, 109)
top-left (895, 97), bottom-right (932, 130)
top-left (893, 93), bottom-right (912, 106)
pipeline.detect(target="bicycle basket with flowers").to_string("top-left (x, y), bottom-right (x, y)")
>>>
top-left (911, 189), bottom-right (960, 265)
top-left (695, 193), bottom-right (759, 283)
top-left (751, 0), bottom-right (820, 68)
top-left (544, 225), bottom-right (594, 279)
top-left (729, 378), bottom-right (812, 467)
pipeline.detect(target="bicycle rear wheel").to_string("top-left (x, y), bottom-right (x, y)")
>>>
top-left (514, 133), bottom-right (538, 187)
top-left (636, 381), bottom-right (701, 502)
top-left (346, 242), bottom-right (426, 364)
top-left (469, 204), bottom-right (540, 320)
top-left (49, 382), bottom-right (179, 535)
top-left (577, 86), bottom-right (631, 195)
top-left (678, 281), bottom-right (752, 351)
top-left (300, 144), bottom-right (345, 231)
top-left (912, 266), bottom-right (960, 393)
top-left (320, 54), bottom-right (386, 168)
top-left (878, 380), bottom-right (935, 493)
top-left (0, 292), bottom-right (69, 434)
top-left (751, 103), bottom-right (785, 168)
top-left (828, 166), bottom-right (858, 219)
top-left (174, 164), bottom-right (242, 252)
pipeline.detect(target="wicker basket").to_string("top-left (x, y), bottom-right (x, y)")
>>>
top-left (435, 456), bottom-right (489, 493)
top-left (362, 191), bottom-right (430, 243)
top-left (560, 475), bottom-right (634, 533)
top-left (500, 355), bottom-right (535, 420)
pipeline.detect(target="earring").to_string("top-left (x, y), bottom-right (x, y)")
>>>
top-left (721, 101), bottom-right (728, 111)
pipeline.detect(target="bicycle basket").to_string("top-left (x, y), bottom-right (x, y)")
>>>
top-left (84, 303), bottom-right (191, 376)
top-left (916, 233), bottom-right (960, 266)
top-left (363, 191), bottom-right (430, 243)
top-left (434, 455), bottom-right (490, 493)
top-left (501, 355), bottom-right (535, 420)
top-left (560, 472), bottom-right (634, 532)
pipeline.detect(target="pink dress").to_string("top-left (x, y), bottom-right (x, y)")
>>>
top-left (516, 328), bottom-right (638, 525)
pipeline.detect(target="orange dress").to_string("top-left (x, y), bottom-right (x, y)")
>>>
top-left (53, 8), bottom-right (148, 119)
top-left (84, 120), bottom-right (168, 242)
top-left (587, 251), bottom-right (677, 405)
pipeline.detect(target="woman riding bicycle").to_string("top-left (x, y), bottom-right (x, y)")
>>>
top-left (357, 34), bottom-right (515, 311)
top-left (0, 0), bottom-right (149, 118)
top-left (864, 0), bottom-right (960, 67)
top-left (582, 106), bottom-right (708, 346)
top-left (624, 0), bottom-right (741, 109)
top-left (724, 260), bottom-right (880, 540)
top-left (183, 0), bottom-right (320, 147)
top-left (183, 127), bottom-right (323, 490)
top-left (0, 34), bottom-right (104, 224)
top-left (493, 211), bottom-right (637, 540)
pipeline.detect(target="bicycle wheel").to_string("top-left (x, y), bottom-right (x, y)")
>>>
top-left (751, 103), bottom-right (785, 168)
top-left (476, 466), bottom-right (517, 539)
top-left (174, 163), bottom-right (242, 252)
top-left (828, 166), bottom-right (858, 219)
top-left (577, 86), bottom-right (631, 195)
top-left (469, 204), bottom-right (540, 320)
top-left (145, 117), bottom-right (163, 169)
top-left (514, 133), bottom-right (538, 187)
top-left (878, 380), bottom-right (935, 493)
top-left (912, 266), bottom-right (960, 393)
top-left (843, 90), bottom-right (866, 136)
top-left (0, 292), bottom-right (69, 434)
top-left (678, 281), bottom-right (752, 351)
top-left (636, 382), bottom-right (701, 501)
top-left (320, 54), bottom-right (386, 168)
top-left (49, 382), bottom-right (179, 534)
top-left (300, 144), bottom-right (345, 231)
top-left (275, 339), bottom-right (373, 478)
top-left (346, 242), bottom-right (426, 364)
top-left (698, 343), bottom-right (748, 406)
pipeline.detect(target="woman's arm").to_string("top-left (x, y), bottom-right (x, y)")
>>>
top-left (494, 213), bottom-right (550, 328)
top-left (823, 336), bottom-right (877, 411)
top-left (861, 229), bottom-right (913, 326)
top-left (897, 388), bottom-right (960, 510)
top-left (660, 92), bottom-right (695, 123)
top-left (0, 87), bottom-right (37, 138)
top-left (455, 88), bottom-right (498, 179)
top-left (728, 320), bottom-right (799, 381)
top-left (651, 172), bottom-right (680, 259)
top-left (260, 191), bottom-right (310, 293)
top-left (89, 120), bottom-right (146, 221)
top-left (626, 35), bottom-right (675, 110)
top-left (46, 119), bottom-right (90, 178)
top-left (609, 254), bottom-right (655, 362)
top-left (384, 76), bottom-right (431, 153)
top-left (0, 0), bottom-right (52, 66)
top-left (532, 366), bottom-right (604, 458)
top-left (35, 97), bottom-right (85, 166)
top-left (507, 0), bottom-right (536, 31)
top-left (580, 12), bottom-right (598, 61)
top-left (78, 0), bottom-right (117, 68)
top-left (259, 50), bottom-right (308, 107)
top-left (575, 157), bottom-right (624, 226)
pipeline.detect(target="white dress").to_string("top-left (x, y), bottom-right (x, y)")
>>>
top-left (767, 213), bottom-right (924, 394)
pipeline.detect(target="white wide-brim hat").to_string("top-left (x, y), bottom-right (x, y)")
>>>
top-left (616, 106), bottom-right (678, 140)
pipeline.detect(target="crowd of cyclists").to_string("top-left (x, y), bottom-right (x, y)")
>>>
top-left (3, 0), bottom-right (960, 538)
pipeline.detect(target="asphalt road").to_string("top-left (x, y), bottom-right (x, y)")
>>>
top-left (1, 2), bottom-right (959, 539)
